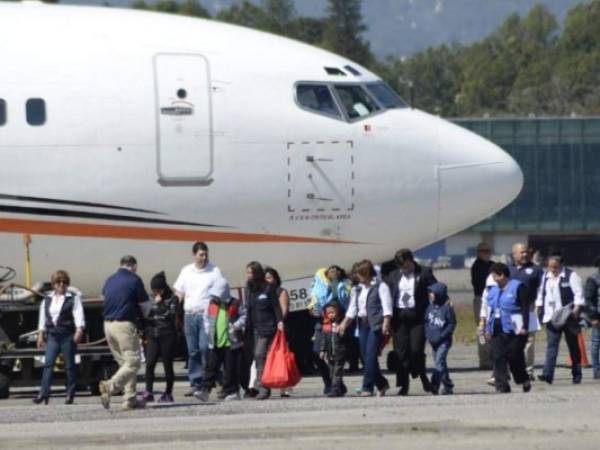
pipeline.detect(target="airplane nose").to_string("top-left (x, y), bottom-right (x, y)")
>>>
top-left (436, 120), bottom-right (523, 237)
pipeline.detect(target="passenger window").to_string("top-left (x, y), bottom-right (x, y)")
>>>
top-left (296, 84), bottom-right (342, 118)
top-left (0, 99), bottom-right (5, 126)
top-left (26, 98), bottom-right (46, 126)
top-left (334, 85), bottom-right (379, 119)
top-left (366, 82), bottom-right (407, 109)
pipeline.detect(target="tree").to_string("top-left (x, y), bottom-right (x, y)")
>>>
top-left (554, 0), bottom-right (600, 114)
top-left (380, 44), bottom-right (462, 116)
top-left (322, 0), bottom-right (373, 67)
top-left (288, 16), bottom-right (326, 45)
top-left (216, 1), bottom-right (271, 31)
top-left (132, 1), bottom-right (210, 18)
top-left (262, 0), bottom-right (295, 34)
top-left (178, 0), bottom-right (211, 18)
top-left (507, 5), bottom-right (559, 115)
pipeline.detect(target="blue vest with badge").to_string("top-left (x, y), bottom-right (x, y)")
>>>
top-left (485, 279), bottom-right (522, 334)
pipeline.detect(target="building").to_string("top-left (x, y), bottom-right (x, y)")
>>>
top-left (417, 117), bottom-right (600, 266)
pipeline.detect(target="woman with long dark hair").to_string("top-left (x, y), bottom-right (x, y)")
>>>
top-left (264, 266), bottom-right (292, 397)
top-left (245, 261), bottom-right (284, 400)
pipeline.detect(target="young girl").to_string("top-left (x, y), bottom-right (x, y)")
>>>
top-left (142, 271), bottom-right (179, 403)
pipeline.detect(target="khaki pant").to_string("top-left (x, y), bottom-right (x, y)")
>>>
top-left (104, 321), bottom-right (141, 402)
top-left (473, 296), bottom-right (492, 370)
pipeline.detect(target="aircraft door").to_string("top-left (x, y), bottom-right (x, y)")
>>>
top-left (154, 53), bottom-right (213, 185)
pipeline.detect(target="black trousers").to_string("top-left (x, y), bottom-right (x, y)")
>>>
top-left (145, 333), bottom-right (177, 394)
top-left (239, 333), bottom-right (254, 392)
top-left (491, 320), bottom-right (528, 392)
top-left (312, 322), bottom-right (332, 387)
top-left (327, 354), bottom-right (345, 393)
top-left (201, 346), bottom-right (242, 395)
top-left (201, 347), bottom-right (242, 395)
top-left (392, 308), bottom-right (427, 387)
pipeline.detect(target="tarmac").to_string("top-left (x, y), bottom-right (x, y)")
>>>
top-left (1, 337), bottom-right (599, 450)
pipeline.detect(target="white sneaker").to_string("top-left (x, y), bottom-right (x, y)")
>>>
top-left (224, 392), bottom-right (240, 401)
top-left (486, 377), bottom-right (495, 387)
top-left (99, 381), bottom-right (112, 410)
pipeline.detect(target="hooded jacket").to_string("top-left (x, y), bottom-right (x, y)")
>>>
top-left (204, 276), bottom-right (247, 349)
top-left (308, 268), bottom-right (351, 314)
top-left (424, 283), bottom-right (456, 347)
top-left (145, 271), bottom-right (178, 338)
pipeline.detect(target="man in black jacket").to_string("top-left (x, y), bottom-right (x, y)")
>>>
top-left (471, 242), bottom-right (494, 369)
top-left (385, 249), bottom-right (437, 395)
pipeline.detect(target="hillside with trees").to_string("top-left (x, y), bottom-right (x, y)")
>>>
top-left (11, 0), bottom-right (600, 117)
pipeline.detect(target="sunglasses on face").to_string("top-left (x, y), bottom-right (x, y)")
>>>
top-left (54, 280), bottom-right (68, 285)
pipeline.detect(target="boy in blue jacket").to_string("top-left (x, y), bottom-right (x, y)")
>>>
top-left (425, 282), bottom-right (457, 395)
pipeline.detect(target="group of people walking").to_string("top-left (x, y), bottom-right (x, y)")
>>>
top-left (32, 240), bottom-right (600, 408)
top-left (472, 242), bottom-right (600, 393)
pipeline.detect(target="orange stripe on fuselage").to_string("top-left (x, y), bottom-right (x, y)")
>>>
top-left (0, 217), bottom-right (352, 244)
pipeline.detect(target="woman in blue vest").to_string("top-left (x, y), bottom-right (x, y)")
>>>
top-left (535, 253), bottom-right (584, 384)
top-left (484, 263), bottom-right (531, 393)
top-left (340, 260), bottom-right (392, 397)
top-left (35, 270), bottom-right (85, 404)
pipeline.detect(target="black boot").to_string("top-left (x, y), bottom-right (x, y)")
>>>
top-left (420, 373), bottom-right (432, 393)
top-left (33, 395), bottom-right (49, 405)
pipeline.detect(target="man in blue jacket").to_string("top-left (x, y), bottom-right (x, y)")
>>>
top-left (100, 255), bottom-right (149, 411)
top-left (485, 263), bottom-right (531, 394)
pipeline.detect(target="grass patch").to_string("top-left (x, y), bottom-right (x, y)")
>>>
top-left (453, 303), bottom-right (478, 344)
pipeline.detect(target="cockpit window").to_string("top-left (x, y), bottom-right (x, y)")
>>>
top-left (334, 85), bottom-right (380, 119)
top-left (365, 82), bottom-right (407, 109)
top-left (296, 84), bottom-right (342, 118)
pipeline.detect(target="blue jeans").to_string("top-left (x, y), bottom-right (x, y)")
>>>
top-left (184, 313), bottom-right (208, 389)
top-left (542, 322), bottom-right (581, 382)
top-left (40, 332), bottom-right (77, 398)
top-left (358, 319), bottom-right (388, 393)
top-left (592, 326), bottom-right (600, 377)
top-left (431, 341), bottom-right (453, 390)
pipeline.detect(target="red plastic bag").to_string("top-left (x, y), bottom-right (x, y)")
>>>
top-left (261, 330), bottom-right (302, 389)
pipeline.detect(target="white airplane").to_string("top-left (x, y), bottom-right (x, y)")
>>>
top-left (0, 1), bottom-right (522, 297)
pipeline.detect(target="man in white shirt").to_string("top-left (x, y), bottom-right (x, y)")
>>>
top-left (174, 242), bottom-right (223, 395)
top-left (535, 253), bottom-right (584, 384)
